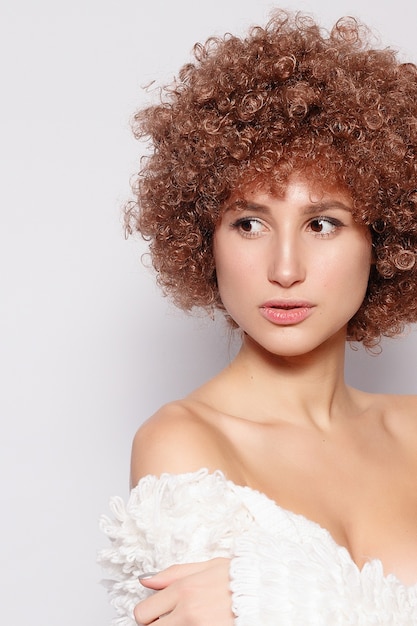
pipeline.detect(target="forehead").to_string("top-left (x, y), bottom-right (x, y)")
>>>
top-left (228, 174), bottom-right (354, 210)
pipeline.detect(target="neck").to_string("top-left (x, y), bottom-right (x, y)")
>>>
top-left (229, 330), bottom-right (354, 430)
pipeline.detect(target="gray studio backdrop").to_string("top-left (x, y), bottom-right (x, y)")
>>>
top-left (2, 1), bottom-right (417, 624)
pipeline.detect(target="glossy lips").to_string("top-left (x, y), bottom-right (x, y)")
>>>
top-left (259, 301), bottom-right (314, 325)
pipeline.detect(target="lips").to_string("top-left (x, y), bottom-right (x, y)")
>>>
top-left (261, 300), bottom-right (313, 309)
top-left (259, 300), bottom-right (314, 325)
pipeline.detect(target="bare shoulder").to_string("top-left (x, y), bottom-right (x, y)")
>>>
top-left (130, 399), bottom-right (231, 488)
top-left (371, 391), bottom-right (417, 440)
top-left (383, 393), bottom-right (417, 421)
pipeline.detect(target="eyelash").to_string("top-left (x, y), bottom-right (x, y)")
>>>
top-left (308, 217), bottom-right (345, 237)
top-left (230, 216), bottom-right (345, 238)
top-left (231, 217), bottom-right (264, 238)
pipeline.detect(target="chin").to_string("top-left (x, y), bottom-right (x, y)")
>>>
top-left (245, 329), bottom-right (347, 358)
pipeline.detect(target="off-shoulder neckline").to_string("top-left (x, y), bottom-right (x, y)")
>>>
top-left (133, 468), bottom-right (417, 592)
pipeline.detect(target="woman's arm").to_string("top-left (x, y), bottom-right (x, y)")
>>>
top-left (99, 471), bottom-right (252, 625)
top-left (129, 404), bottom-right (232, 488)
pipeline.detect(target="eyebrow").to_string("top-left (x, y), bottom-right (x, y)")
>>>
top-left (226, 199), bottom-right (352, 215)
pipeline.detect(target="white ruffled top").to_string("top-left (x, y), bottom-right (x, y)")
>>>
top-left (99, 469), bottom-right (417, 625)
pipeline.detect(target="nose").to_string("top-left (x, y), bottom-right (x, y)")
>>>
top-left (268, 231), bottom-right (306, 287)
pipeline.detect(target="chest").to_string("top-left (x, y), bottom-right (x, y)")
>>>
top-left (232, 424), bottom-right (417, 585)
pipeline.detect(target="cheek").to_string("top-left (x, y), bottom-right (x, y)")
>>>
top-left (353, 240), bottom-right (373, 284)
top-left (213, 238), bottom-right (234, 301)
top-left (214, 236), bottom-right (250, 286)
top-left (317, 242), bottom-right (372, 302)
top-left (334, 245), bottom-right (372, 296)
top-left (214, 244), bottom-right (257, 313)
top-left (215, 259), bottom-right (244, 302)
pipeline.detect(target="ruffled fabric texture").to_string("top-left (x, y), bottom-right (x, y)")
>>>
top-left (99, 469), bottom-right (417, 626)
top-left (231, 527), bottom-right (417, 625)
top-left (229, 482), bottom-right (417, 625)
top-left (98, 469), bottom-right (254, 625)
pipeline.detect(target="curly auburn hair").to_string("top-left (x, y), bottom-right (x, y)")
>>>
top-left (126, 10), bottom-right (417, 348)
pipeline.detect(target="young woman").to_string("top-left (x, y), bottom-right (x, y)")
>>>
top-left (99, 10), bottom-right (417, 625)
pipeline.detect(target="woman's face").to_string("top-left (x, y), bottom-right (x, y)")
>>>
top-left (213, 178), bottom-right (373, 357)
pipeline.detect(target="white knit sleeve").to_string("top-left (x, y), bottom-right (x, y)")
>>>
top-left (98, 470), bottom-right (254, 626)
top-left (229, 531), bottom-right (417, 626)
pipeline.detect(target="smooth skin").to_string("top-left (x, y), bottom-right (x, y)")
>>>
top-left (136, 560), bottom-right (231, 625)
top-left (132, 178), bottom-right (417, 625)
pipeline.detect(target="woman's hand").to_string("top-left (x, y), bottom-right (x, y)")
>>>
top-left (134, 557), bottom-right (234, 625)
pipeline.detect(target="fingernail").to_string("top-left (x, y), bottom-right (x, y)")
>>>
top-left (138, 571), bottom-right (159, 580)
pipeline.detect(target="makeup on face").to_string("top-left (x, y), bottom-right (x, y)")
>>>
top-left (213, 179), bottom-right (372, 358)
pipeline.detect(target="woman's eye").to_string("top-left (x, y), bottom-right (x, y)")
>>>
top-left (233, 218), bottom-right (265, 236)
top-left (309, 217), bottom-right (340, 236)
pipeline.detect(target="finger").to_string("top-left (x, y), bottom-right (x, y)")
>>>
top-left (139, 558), bottom-right (228, 589)
top-left (134, 585), bottom-right (176, 625)
top-left (139, 572), bottom-right (164, 590)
